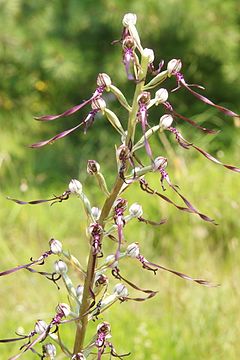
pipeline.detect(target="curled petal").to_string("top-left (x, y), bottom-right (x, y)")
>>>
top-left (168, 127), bottom-right (240, 173)
top-left (138, 216), bottom-right (167, 226)
top-left (35, 98), bottom-right (93, 121)
top-left (121, 292), bottom-right (157, 302)
top-left (7, 196), bottom-right (57, 205)
top-left (169, 107), bottom-right (219, 134)
top-left (112, 268), bottom-right (157, 297)
top-left (9, 330), bottom-right (49, 360)
top-left (0, 252), bottom-right (51, 277)
top-left (30, 122), bottom-right (84, 148)
top-left (192, 144), bottom-right (240, 173)
top-left (0, 335), bottom-right (29, 343)
top-left (140, 258), bottom-right (217, 287)
top-left (139, 179), bottom-right (215, 223)
top-left (183, 82), bottom-right (239, 118)
top-left (171, 186), bottom-right (216, 223)
top-left (7, 191), bottom-right (71, 206)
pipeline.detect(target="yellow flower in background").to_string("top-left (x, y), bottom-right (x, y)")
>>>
top-left (34, 80), bottom-right (48, 92)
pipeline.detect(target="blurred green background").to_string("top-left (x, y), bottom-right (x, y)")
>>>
top-left (0, 0), bottom-right (240, 359)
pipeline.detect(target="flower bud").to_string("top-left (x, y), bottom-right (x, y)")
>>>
top-left (87, 160), bottom-right (100, 175)
top-left (56, 303), bottom-right (71, 317)
top-left (159, 114), bottom-right (173, 129)
top-left (126, 243), bottom-right (140, 258)
top-left (34, 320), bottom-right (48, 334)
top-left (105, 254), bottom-right (118, 268)
top-left (76, 285), bottom-right (84, 300)
top-left (153, 156), bottom-right (168, 171)
top-left (116, 144), bottom-right (130, 162)
top-left (167, 59), bottom-right (182, 75)
top-left (71, 353), bottom-right (86, 360)
top-left (68, 179), bottom-right (82, 195)
top-left (129, 203), bottom-right (143, 218)
top-left (49, 238), bottom-right (62, 254)
top-left (97, 321), bottom-right (111, 335)
top-left (138, 91), bottom-right (151, 105)
top-left (154, 88), bottom-right (168, 105)
top-left (91, 206), bottom-right (101, 219)
top-left (114, 283), bottom-right (128, 298)
top-left (54, 260), bottom-right (68, 274)
top-left (95, 273), bottom-right (108, 287)
top-left (91, 97), bottom-right (106, 112)
top-left (43, 343), bottom-right (56, 358)
top-left (123, 35), bottom-right (136, 50)
top-left (143, 48), bottom-right (155, 63)
top-left (122, 13), bottom-right (137, 27)
top-left (97, 73), bottom-right (111, 89)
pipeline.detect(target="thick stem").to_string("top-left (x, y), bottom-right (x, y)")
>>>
top-left (73, 53), bottom-right (150, 355)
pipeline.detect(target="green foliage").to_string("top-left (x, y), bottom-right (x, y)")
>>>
top-left (0, 2), bottom-right (240, 358)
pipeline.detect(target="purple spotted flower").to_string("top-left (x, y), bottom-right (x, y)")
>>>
top-left (122, 36), bottom-right (139, 81)
top-left (89, 223), bottom-right (103, 257)
top-left (113, 198), bottom-right (127, 260)
top-left (94, 322), bottom-right (130, 359)
top-left (137, 91), bottom-right (153, 159)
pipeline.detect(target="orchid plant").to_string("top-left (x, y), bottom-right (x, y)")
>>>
top-left (1, 13), bottom-right (239, 359)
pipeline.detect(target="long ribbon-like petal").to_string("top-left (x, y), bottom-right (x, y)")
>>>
top-left (35, 98), bottom-right (94, 121)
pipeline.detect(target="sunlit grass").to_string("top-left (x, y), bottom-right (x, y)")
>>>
top-left (0, 123), bottom-right (239, 359)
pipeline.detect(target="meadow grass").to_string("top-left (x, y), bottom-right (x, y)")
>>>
top-left (0, 124), bottom-right (239, 359)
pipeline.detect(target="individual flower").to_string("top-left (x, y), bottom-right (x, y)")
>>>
top-left (89, 223), bottom-right (103, 256)
top-left (137, 91), bottom-right (153, 159)
top-left (168, 59), bottom-right (239, 117)
top-left (42, 343), bottom-right (57, 359)
top-left (34, 320), bottom-right (48, 335)
top-left (113, 283), bottom-right (128, 298)
top-left (55, 303), bottom-right (71, 318)
top-left (151, 157), bottom-right (216, 223)
top-left (113, 198), bottom-right (128, 259)
top-left (129, 203), bottom-right (143, 218)
top-left (159, 114), bottom-right (174, 130)
top-left (54, 260), bottom-right (68, 275)
top-left (127, 242), bottom-right (214, 287)
top-left (87, 160), bottom-right (100, 175)
top-left (49, 238), bottom-right (62, 255)
top-left (122, 35), bottom-right (139, 80)
top-left (30, 74), bottom-right (111, 148)
top-left (126, 242), bottom-right (140, 258)
top-left (154, 88), bottom-right (169, 105)
top-left (91, 206), bottom-right (101, 220)
top-left (166, 126), bottom-right (240, 173)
